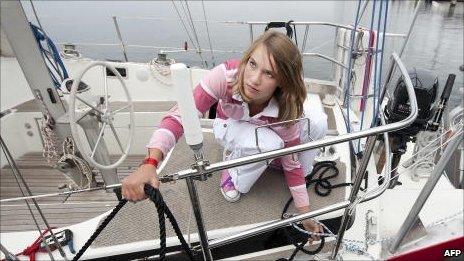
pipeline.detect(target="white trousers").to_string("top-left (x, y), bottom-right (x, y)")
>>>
top-left (213, 100), bottom-right (328, 193)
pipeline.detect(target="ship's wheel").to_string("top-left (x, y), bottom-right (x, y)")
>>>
top-left (68, 62), bottom-right (134, 170)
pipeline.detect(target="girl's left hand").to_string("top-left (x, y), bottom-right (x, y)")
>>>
top-left (302, 219), bottom-right (324, 244)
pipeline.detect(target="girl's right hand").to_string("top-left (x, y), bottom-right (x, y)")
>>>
top-left (302, 219), bottom-right (324, 244)
top-left (122, 164), bottom-right (159, 201)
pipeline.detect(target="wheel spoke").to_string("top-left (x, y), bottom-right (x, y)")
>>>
top-left (109, 122), bottom-right (125, 154)
top-left (76, 96), bottom-right (103, 114)
top-left (113, 104), bottom-right (130, 114)
top-left (103, 67), bottom-right (109, 110)
top-left (90, 122), bottom-right (107, 158)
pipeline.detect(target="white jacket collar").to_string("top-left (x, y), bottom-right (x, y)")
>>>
top-left (232, 93), bottom-right (279, 118)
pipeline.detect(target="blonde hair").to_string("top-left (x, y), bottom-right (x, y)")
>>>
top-left (233, 31), bottom-right (307, 126)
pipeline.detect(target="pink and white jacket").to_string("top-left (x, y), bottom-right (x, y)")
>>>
top-left (147, 59), bottom-right (309, 207)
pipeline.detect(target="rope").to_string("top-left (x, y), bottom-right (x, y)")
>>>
top-left (305, 161), bottom-right (353, 197)
top-left (72, 200), bottom-right (126, 261)
top-left (375, 0), bottom-right (389, 123)
top-left (72, 185), bottom-right (197, 261)
top-left (352, 128), bottom-right (463, 221)
top-left (29, 23), bottom-right (69, 88)
top-left (280, 161), bottom-right (351, 260)
top-left (371, 0), bottom-right (389, 126)
top-left (15, 228), bottom-right (55, 261)
top-left (58, 137), bottom-right (93, 190)
top-left (144, 185), bottom-right (197, 261)
top-left (28, 0), bottom-right (63, 82)
top-left (40, 117), bottom-right (60, 166)
top-left (148, 57), bottom-right (175, 86)
top-left (342, 0), bottom-right (363, 128)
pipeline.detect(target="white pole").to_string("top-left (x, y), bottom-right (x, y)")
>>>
top-left (170, 63), bottom-right (203, 147)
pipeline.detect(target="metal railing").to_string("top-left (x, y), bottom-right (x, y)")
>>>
top-left (3, 9), bottom-right (420, 259)
top-left (57, 17), bottom-right (406, 73)
top-left (0, 53), bottom-right (417, 259)
top-left (190, 52), bottom-right (417, 252)
top-left (389, 130), bottom-right (463, 253)
top-left (162, 53), bottom-right (415, 183)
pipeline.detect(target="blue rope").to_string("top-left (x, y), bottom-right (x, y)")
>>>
top-left (30, 23), bottom-right (69, 88)
top-left (371, 1), bottom-right (384, 127)
top-left (342, 0), bottom-right (363, 136)
top-left (373, 0), bottom-right (389, 126)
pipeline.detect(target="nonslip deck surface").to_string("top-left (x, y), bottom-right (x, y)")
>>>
top-left (0, 155), bottom-right (138, 232)
top-left (92, 133), bottom-right (347, 247)
top-left (1, 134), bottom-right (347, 248)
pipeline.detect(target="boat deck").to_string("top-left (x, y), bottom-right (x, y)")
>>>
top-left (0, 154), bottom-right (134, 232)
top-left (1, 133), bottom-right (347, 241)
top-left (1, 95), bottom-right (350, 255)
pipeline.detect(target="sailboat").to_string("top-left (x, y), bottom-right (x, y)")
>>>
top-left (1, 0), bottom-right (462, 260)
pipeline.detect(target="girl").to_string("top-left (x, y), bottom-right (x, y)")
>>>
top-left (122, 31), bottom-right (327, 238)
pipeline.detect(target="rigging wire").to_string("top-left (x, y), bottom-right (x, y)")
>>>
top-left (171, 0), bottom-right (207, 67)
top-left (201, 0), bottom-right (217, 67)
top-left (346, 128), bottom-right (464, 225)
top-left (0, 137), bottom-right (64, 261)
top-left (29, 0), bottom-right (44, 33)
top-left (282, 127), bottom-right (463, 260)
top-left (184, 0), bottom-right (207, 67)
top-left (179, 0), bottom-right (195, 35)
top-left (343, 0), bottom-right (362, 141)
top-left (29, 23), bottom-right (69, 92)
top-left (173, 0), bottom-right (197, 49)
top-left (373, 0), bottom-right (390, 125)
top-left (370, 0), bottom-right (384, 128)
top-left (357, 0), bottom-right (377, 153)
top-left (28, 0), bottom-right (71, 123)
top-left (342, 0), bottom-right (363, 112)
top-left (29, 0), bottom-right (60, 74)
top-left (341, 0), bottom-right (364, 167)
top-left (171, 2), bottom-right (199, 54)
top-left (356, 0), bottom-right (371, 25)
top-left (292, 23), bottom-right (299, 48)
top-left (301, 25), bottom-right (310, 53)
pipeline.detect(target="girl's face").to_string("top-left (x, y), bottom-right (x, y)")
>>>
top-left (243, 44), bottom-right (279, 106)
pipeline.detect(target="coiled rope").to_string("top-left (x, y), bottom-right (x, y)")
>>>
top-left (72, 185), bottom-right (197, 261)
top-left (280, 161), bottom-right (352, 260)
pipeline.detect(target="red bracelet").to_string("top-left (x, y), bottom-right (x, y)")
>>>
top-left (141, 157), bottom-right (159, 168)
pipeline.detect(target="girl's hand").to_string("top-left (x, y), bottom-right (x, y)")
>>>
top-left (302, 219), bottom-right (324, 244)
top-left (122, 164), bottom-right (159, 201)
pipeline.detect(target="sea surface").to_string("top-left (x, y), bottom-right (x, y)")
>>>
top-left (23, 0), bottom-right (463, 108)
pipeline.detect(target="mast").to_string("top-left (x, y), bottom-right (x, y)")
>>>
top-left (0, 0), bottom-right (119, 189)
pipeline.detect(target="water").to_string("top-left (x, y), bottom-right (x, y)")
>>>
top-left (23, 0), bottom-right (463, 108)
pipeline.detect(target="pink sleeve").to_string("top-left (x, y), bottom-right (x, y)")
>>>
top-left (146, 63), bottom-right (228, 157)
top-left (272, 124), bottom-right (309, 208)
top-left (289, 184), bottom-right (310, 208)
top-left (271, 124), bottom-right (305, 186)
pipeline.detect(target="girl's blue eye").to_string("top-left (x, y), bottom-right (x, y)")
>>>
top-left (249, 60), bottom-right (256, 68)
